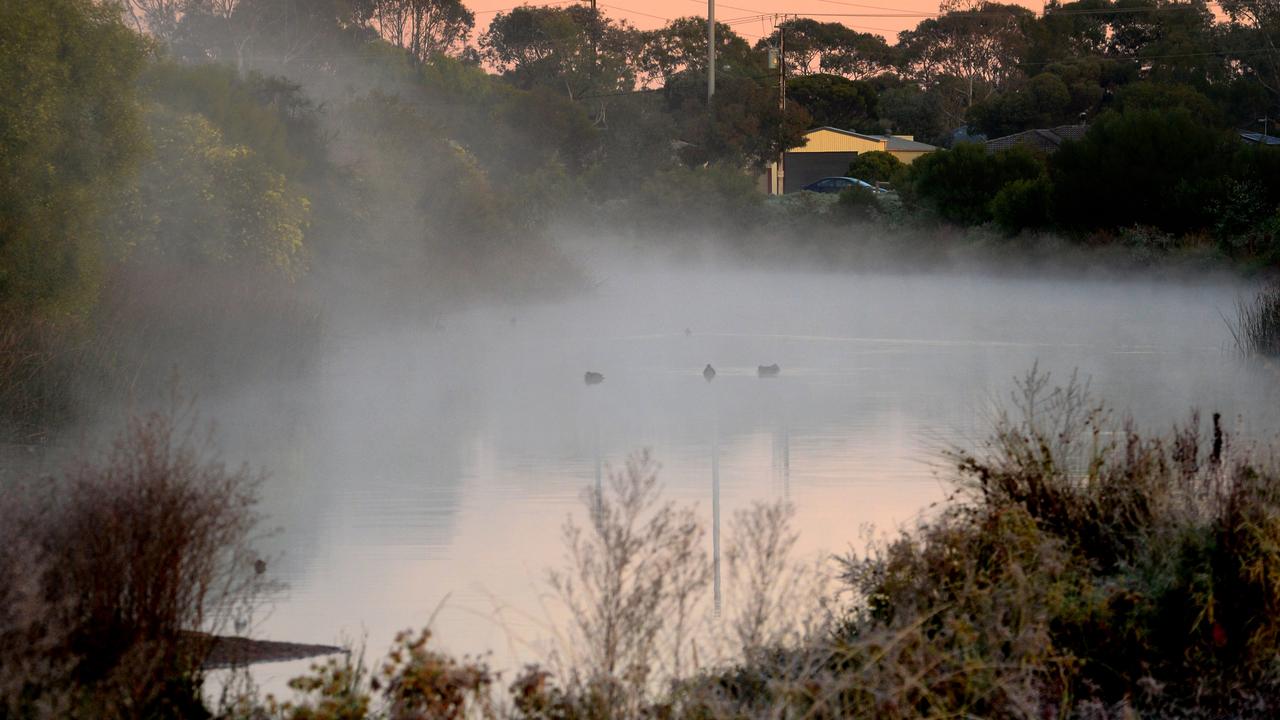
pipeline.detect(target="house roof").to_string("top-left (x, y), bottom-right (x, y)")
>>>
top-left (808, 126), bottom-right (889, 142)
top-left (1240, 130), bottom-right (1280, 146)
top-left (880, 135), bottom-right (938, 152)
top-left (804, 127), bottom-right (938, 152)
top-left (985, 125), bottom-right (1087, 153)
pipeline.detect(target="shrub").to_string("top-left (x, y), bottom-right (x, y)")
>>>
top-left (836, 185), bottom-right (882, 221)
top-left (836, 368), bottom-right (1280, 717)
top-left (908, 143), bottom-right (1046, 226)
top-left (548, 450), bottom-right (710, 714)
top-left (991, 176), bottom-right (1053, 235)
top-left (847, 151), bottom-right (903, 185)
top-left (0, 404), bottom-right (269, 718)
top-left (680, 368), bottom-right (1280, 718)
top-left (622, 165), bottom-right (765, 236)
top-left (1049, 108), bottom-right (1233, 235)
top-left (246, 630), bottom-right (492, 720)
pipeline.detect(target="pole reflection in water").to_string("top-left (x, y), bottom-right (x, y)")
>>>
top-left (774, 423), bottom-right (790, 501)
top-left (589, 384), bottom-right (603, 522)
top-left (711, 389), bottom-right (721, 617)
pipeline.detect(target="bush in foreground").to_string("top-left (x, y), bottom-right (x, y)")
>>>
top-left (0, 404), bottom-right (268, 719)
top-left (686, 368), bottom-right (1280, 718)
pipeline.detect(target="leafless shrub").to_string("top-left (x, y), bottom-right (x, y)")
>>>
top-left (547, 450), bottom-right (711, 714)
top-left (0, 401), bottom-right (270, 718)
top-left (723, 501), bottom-right (832, 660)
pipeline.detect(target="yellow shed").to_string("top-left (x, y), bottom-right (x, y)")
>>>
top-left (766, 127), bottom-right (938, 194)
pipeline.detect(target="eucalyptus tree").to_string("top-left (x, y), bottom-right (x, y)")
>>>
top-left (352, 0), bottom-right (475, 61)
top-left (896, 0), bottom-right (1036, 108)
top-left (820, 29), bottom-right (897, 80)
top-left (786, 73), bottom-right (880, 130)
top-left (1216, 0), bottom-right (1280, 113)
top-left (755, 19), bottom-right (896, 80)
top-left (480, 4), bottom-right (642, 100)
top-left (638, 17), bottom-right (757, 86)
top-left (1106, 0), bottom-right (1221, 85)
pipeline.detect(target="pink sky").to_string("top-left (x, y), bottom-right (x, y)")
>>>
top-left (468, 0), bottom-right (1045, 43)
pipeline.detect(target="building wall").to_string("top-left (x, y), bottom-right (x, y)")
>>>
top-left (888, 150), bottom-right (931, 164)
top-left (782, 151), bottom-right (859, 193)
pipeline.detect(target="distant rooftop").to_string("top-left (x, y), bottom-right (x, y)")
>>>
top-left (878, 135), bottom-right (937, 152)
top-left (1240, 130), bottom-right (1280, 146)
top-left (985, 125), bottom-right (1087, 153)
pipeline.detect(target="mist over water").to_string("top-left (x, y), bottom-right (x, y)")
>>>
top-left (173, 262), bottom-right (1279, 684)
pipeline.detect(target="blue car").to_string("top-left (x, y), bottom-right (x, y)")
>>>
top-left (800, 176), bottom-right (886, 194)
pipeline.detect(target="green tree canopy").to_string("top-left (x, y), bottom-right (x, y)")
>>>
top-left (787, 74), bottom-right (879, 131)
top-left (351, 0), bottom-right (475, 61)
top-left (638, 17), bottom-right (760, 85)
top-left (120, 108), bottom-right (309, 279)
top-left (480, 5), bottom-right (640, 100)
top-left (1049, 107), bottom-right (1235, 233)
top-left (0, 0), bottom-right (149, 316)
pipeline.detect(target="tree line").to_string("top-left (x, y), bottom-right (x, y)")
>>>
top-left (120, 0), bottom-right (1280, 144)
top-left (4, 0), bottom-right (1280, 437)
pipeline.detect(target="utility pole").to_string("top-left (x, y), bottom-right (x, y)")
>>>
top-left (707, 0), bottom-right (716, 103)
top-left (777, 17), bottom-right (787, 194)
top-left (589, 0), bottom-right (598, 80)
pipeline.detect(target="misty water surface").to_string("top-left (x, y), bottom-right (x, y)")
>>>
top-left (200, 266), bottom-right (1279, 683)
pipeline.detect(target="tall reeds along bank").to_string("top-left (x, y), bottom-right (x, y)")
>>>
top-left (0, 404), bottom-right (269, 719)
top-left (689, 368), bottom-right (1280, 719)
top-left (1228, 279), bottom-right (1280, 357)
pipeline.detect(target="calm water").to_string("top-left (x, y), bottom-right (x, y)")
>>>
top-left (196, 268), bottom-right (1278, 686)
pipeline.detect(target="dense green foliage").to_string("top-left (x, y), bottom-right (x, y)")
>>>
top-left (0, 0), bottom-right (149, 317)
top-left (908, 143), bottom-right (1045, 225)
top-left (846, 150), bottom-right (904, 184)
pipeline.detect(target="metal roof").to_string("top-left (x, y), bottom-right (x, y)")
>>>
top-left (1240, 130), bottom-right (1280, 146)
top-left (806, 127), bottom-right (938, 152)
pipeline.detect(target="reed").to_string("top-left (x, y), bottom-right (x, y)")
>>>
top-left (1226, 279), bottom-right (1280, 357)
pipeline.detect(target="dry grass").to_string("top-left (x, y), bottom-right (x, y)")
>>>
top-left (1226, 279), bottom-right (1280, 357)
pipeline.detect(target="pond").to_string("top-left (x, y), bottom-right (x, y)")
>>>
top-left (198, 267), bottom-right (1279, 688)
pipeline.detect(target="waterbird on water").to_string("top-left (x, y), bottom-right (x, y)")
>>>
top-left (703, 364), bottom-right (716, 382)
top-left (584, 371), bottom-right (604, 385)
top-left (757, 364), bottom-right (781, 377)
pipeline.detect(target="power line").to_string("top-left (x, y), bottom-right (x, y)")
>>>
top-left (471, 0), bottom-right (578, 15)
